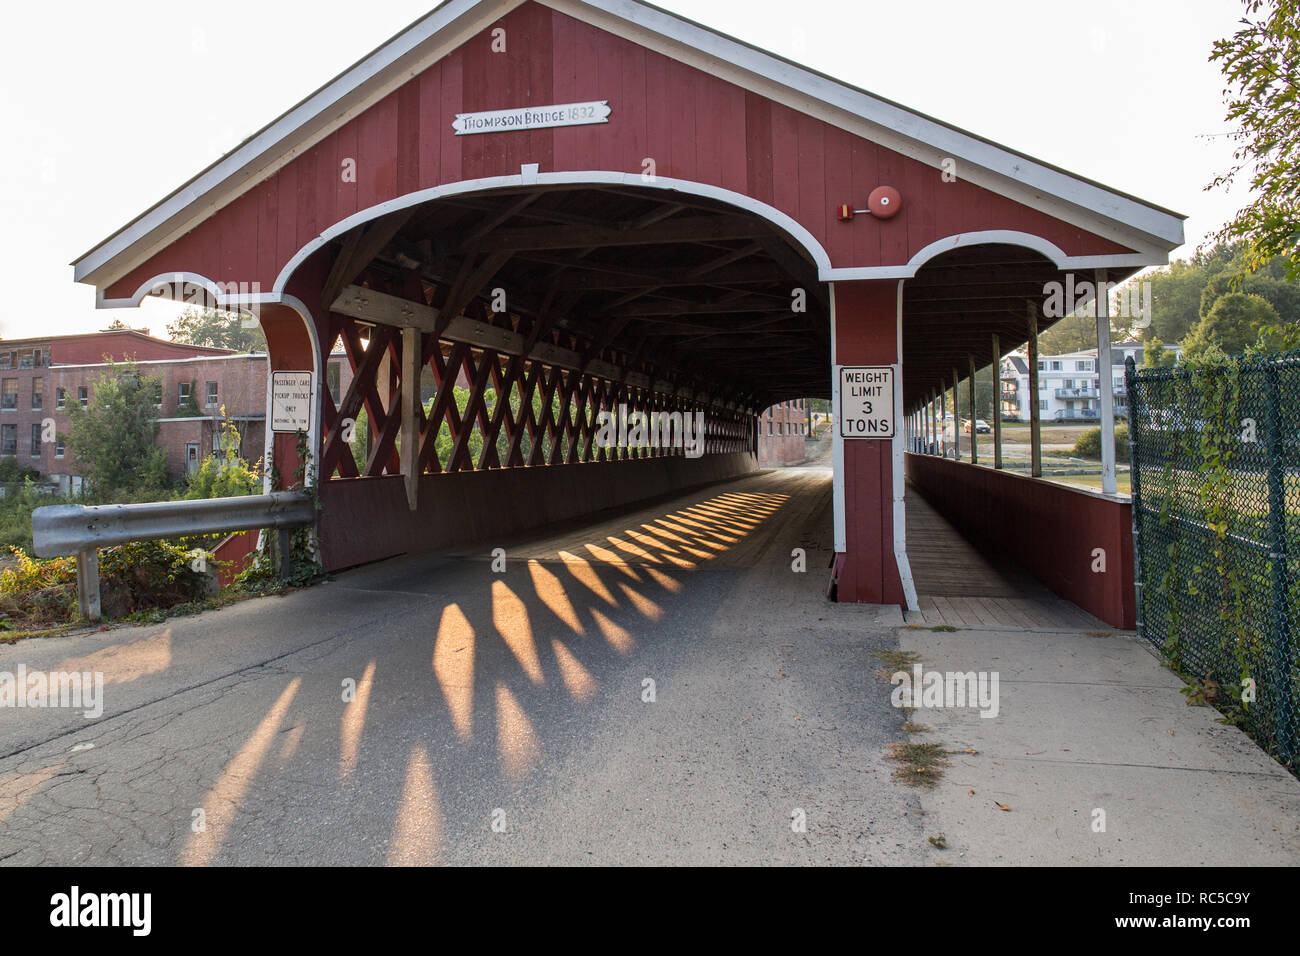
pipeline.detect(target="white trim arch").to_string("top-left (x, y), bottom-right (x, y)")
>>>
top-left (94, 271), bottom-right (324, 494)
top-left (272, 168), bottom-right (836, 294)
top-left (822, 229), bottom-right (1164, 282)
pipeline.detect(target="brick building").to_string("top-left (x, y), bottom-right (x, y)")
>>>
top-left (757, 399), bottom-right (811, 466)
top-left (0, 330), bottom-right (275, 493)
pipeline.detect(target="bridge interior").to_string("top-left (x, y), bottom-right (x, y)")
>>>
top-left (318, 185), bottom-right (829, 484)
top-left (902, 243), bottom-right (1141, 410)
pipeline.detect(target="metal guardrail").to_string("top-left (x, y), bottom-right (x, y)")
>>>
top-left (32, 492), bottom-right (315, 621)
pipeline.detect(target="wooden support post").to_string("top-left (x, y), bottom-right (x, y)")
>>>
top-left (1027, 301), bottom-right (1042, 478)
top-left (939, 378), bottom-right (947, 459)
top-left (991, 332), bottom-right (1003, 470)
top-left (77, 548), bottom-right (101, 621)
top-left (928, 392), bottom-right (936, 454)
top-left (401, 326), bottom-right (422, 511)
top-left (1095, 268), bottom-right (1117, 495)
top-left (952, 367), bottom-right (961, 461)
top-left (968, 354), bottom-right (978, 465)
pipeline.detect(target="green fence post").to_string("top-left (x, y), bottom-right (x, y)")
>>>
top-left (1126, 357), bottom-right (1145, 640)
top-left (1265, 363), bottom-right (1296, 765)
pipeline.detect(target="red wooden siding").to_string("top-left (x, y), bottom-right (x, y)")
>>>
top-left (833, 279), bottom-right (905, 605)
top-left (103, 1), bottom-right (1134, 302)
top-left (905, 453), bottom-right (1136, 628)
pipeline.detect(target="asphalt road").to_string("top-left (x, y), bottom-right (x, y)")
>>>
top-left (0, 460), bottom-right (922, 865)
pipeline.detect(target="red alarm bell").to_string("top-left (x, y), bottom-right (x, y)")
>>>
top-left (836, 187), bottom-right (903, 222)
top-left (868, 186), bottom-right (902, 219)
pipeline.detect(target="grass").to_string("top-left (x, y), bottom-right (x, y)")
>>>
top-left (886, 741), bottom-right (950, 788)
top-left (870, 647), bottom-right (920, 681)
top-left (999, 423), bottom-right (1096, 445)
top-left (1045, 471), bottom-right (1133, 496)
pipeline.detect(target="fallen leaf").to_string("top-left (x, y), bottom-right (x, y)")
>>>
top-left (967, 790), bottom-right (975, 797)
top-left (995, 802), bottom-right (1011, 812)
top-left (963, 748), bottom-right (979, 754)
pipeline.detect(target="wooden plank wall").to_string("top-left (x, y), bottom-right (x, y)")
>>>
top-left (104, 1), bottom-right (1134, 301)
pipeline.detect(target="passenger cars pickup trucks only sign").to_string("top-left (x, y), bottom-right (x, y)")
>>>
top-left (838, 366), bottom-right (895, 439)
top-left (271, 371), bottom-right (313, 433)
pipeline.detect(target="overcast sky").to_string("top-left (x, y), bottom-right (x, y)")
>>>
top-left (0, 0), bottom-right (1253, 341)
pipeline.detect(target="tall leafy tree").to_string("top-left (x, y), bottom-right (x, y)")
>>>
top-left (64, 363), bottom-right (168, 497)
top-left (1181, 292), bottom-right (1296, 359)
top-left (1208, 0), bottom-right (1300, 278)
top-left (167, 308), bottom-right (266, 352)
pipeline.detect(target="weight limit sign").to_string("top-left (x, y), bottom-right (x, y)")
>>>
top-left (838, 366), bottom-right (895, 439)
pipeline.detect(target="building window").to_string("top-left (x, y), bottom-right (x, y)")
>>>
top-left (1077, 360), bottom-right (1094, 371)
top-left (32, 349), bottom-right (43, 366)
top-left (0, 425), bottom-right (15, 455)
top-left (179, 382), bottom-right (192, 406)
top-left (1038, 399), bottom-right (1048, 411)
top-left (55, 439), bottom-right (65, 459)
top-left (1037, 361), bottom-right (1045, 371)
top-left (153, 382), bottom-right (163, 407)
top-left (1050, 361), bottom-right (1062, 371)
top-left (78, 386), bottom-right (89, 408)
top-left (55, 387), bottom-right (66, 409)
top-left (1, 379), bottom-right (16, 411)
top-left (30, 424), bottom-right (41, 456)
top-left (206, 381), bottom-right (219, 407)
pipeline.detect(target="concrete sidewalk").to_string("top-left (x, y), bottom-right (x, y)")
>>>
top-left (896, 624), bottom-right (1300, 865)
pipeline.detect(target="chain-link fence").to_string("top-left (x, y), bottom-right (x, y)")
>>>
top-left (1126, 352), bottom-right (1300, 771)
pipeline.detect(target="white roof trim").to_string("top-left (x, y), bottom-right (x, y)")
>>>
top-left (73, 0), bottom-right (1184, 291)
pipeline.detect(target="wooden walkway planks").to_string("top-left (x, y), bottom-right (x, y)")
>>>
top-left (905, 489), bottom-right (1111, 631)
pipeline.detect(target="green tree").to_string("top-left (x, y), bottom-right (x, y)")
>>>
top-left (1145, 258), bottom-right (1220, 345)
top-left (167, 308), bottom-right (266, 352)
top-left (1142, 334), bottom-right (1179, 368)
top-left (183, 414), bottom-right (261, 499)
top-left (1182, 292), bottom-right (1291, 359)
top-left (64, 363), bottom-right (168, 498)
top-left (1198, 260), bottom-right (1300, 326)
top-left (1208, 0), bottom-right (1300, 279)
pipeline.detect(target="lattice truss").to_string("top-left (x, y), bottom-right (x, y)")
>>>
top-left (314, 186), bottom-right (829, 483)
top-left (321, 296), bottom-right (756, 481)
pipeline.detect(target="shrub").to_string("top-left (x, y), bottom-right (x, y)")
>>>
top-left (1072, 424), bottom-right (1130, 461)
top-left (0, 539), bottom-right (211, 626)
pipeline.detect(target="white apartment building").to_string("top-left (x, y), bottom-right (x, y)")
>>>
top-left (1000, 342), bottom-right (1178, 423)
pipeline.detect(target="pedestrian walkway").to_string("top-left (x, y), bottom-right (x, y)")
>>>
top-left (895, 486), bottom-right (1300, 866)
top-left (905, 488), bottom-right (1108, 631)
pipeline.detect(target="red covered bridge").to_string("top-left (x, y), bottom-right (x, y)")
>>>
top-left (71, 0), bottom-right (1183, 627)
